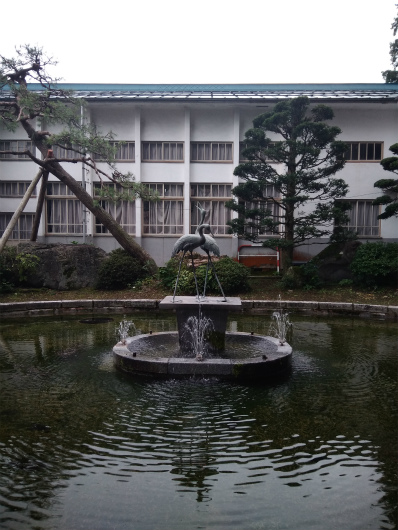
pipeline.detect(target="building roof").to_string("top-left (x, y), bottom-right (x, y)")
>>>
top-left (2, 83), bottom-right (398, 101)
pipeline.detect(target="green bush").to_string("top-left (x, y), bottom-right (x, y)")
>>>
top-left (350, 242), bottom-right (398, 288)
top-left (0, 247), bottom-right (40, 292)
top-left (159, 255), bottom-right (250, 296)
top-left (0, 247), bottom-right (18, 292)
top-left (95, 249), bottom-right (150, 290)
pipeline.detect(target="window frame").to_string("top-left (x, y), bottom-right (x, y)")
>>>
top-left (45, 182), bottom-right (84, 235)
top-left (0, 140), bottom-right (35, 160)
top-left (190, 142), bottom-right (233, 163)
top-left (0, 181), bottom-right (37, 197)
top-left (343, 142), bottom-right (383, 162)
top-left (142, 183), bottom-right (184, 236)
top-left (337, 199), bottom-right (381, 237)
top-left (0, 213), bottom-right (35, 240)
top-left (239, 142), bottom-right (279, 163)
top-left (93, 182), bottom-right (136, 235)
top-left (141, 142), bottom-right (184, 162)
top-left (92, 141), bottom-right (136, 162)
top-left (190, 183), bottom-right (233, 235)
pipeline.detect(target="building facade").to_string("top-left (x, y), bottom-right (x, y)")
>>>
top-left (1, 84), bottom-right (397, 266)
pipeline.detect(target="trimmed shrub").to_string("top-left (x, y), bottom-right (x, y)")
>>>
top-left (350, 242), bottom-right (398, 288)
top-left (159, 255), bottom-right (250, 296)
top-left (0, 247), bottom-right (40, 292)
top-left (95, 249), bottom-right (150, 290)
top-left (0, 247), bottom-right (18, 292)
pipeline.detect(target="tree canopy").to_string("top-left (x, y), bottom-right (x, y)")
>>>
top-left (226, 96), bottom-right (350, 267)
top-left (373, 143), bottom-right (398, 219)
top-left (382, 6), bottom-right (398, 83)
top-left (0, 45), bottom-right (157, 272)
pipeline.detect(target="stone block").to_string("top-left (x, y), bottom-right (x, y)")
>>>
top-left (62, 300), bottom-right (93, 309)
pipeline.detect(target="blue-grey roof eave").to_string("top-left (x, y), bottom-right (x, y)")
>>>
top-left (21, 82), bottom-right (398, 91)
top-left (2, 83), bottom-right (398, 101)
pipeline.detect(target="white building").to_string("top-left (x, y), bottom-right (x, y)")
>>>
top-left (1, 84), bottom-right (397, 266)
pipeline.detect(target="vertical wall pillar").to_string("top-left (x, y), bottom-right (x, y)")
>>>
top-left (135, 107), bottom-right (142, 245)
top-left (183, 108), bottom-right (191, 234)
top-left (81, 105), bottom-right (93, 239)
top-left (232, 108), bottom-right (240, 257)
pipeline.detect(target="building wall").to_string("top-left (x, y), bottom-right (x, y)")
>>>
top-left (1, 98), bottom-right (397, 266)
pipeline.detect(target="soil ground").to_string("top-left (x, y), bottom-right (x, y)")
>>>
top-left (1, 277), bottom-right (397, 306)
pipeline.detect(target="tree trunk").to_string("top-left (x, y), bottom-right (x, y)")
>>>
top-left (30, 170), bottom-right (48, 241)
top-left (45, 159), bottom-right (158, 274)
top-left (19, 119), bottom-right (158, 274)
top-left (0, 169), bottom-right (44, 253)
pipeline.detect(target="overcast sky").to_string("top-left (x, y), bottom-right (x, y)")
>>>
top-left (1, 0), bottom-right (396, 84)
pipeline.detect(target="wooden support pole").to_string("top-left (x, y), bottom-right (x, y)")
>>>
top-left (0, 169), bottom-right (44, 252)
top-left (30, 170), bottom-right (49, 241)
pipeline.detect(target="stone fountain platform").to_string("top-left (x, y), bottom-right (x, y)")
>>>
top-left (113, 331), bottom-right (292, 381)
top-left (159, 296), bottom-right (242, 354)
top-left (113, 295), bottom-right (292, 381)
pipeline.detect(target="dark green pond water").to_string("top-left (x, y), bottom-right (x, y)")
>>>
top-left (0, 312), bottom-right (396, 530)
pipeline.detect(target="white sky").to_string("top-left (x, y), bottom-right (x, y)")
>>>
top-left (1, 0), bottom-right (396, 84)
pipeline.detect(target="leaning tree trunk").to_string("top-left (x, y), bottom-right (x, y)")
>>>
top-left (45, 159), bottom-right (158, 274)
top-left (19, 118), bottom-right (158, 274)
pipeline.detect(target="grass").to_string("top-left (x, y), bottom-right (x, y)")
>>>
top-left (1, 277), bottom-right (397, 306)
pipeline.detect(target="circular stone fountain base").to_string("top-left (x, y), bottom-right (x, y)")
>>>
top-left (113, 332), bottom-right (292, 381)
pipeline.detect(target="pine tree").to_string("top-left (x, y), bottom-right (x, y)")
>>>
top-left (226, 96), bottom-right (350, 268)
top-left (0, 45), bottom-right (157, 273)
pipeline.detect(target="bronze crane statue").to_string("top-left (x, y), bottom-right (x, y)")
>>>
top-left (171, 223), bottom-right (212, 302)
top-left (196, 203), bottom-right (227, 301)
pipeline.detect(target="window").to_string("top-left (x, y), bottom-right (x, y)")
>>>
top-left (92, 141), bottom-right (135, 161)
top-left (0, 182), bottom-right (36, 197)
top-left (338, 200), bottom-right (380, 236)
top-left (242, 200), bottom-right (282, 237)
top-left (142, 142), bottom-right (183, 162)
top-left (344, 142), bottom-right (383, 161)
top-left (0, 213), bottom-right (35, 240)
top-left (143, 184), bottom-right (184, 235)
top-left (240, 185), bottom-right (282, 237)
top-left (0, 140), bottom-right (34, 159)
top-left (190, 184), bottom-right (232, 235)
top-left (191, 142), bottom-right (233, 162)
top-left (93, 183), bottom-right (135, 234)
top-left (45, 182), bottom-right (83, 234)
top-left (52, 144), bottom-right (82, 159)
top-left (239, 142), bottom-right (277, 162)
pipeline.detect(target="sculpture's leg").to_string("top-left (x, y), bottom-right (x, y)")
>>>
top-left (202, 255), bottom-right (211, 299)
top-left (209, 257), bottom-right (227, 301)
top-left (190, 252), bottom-right (200, 301)
top-left (172, 252), bottom-right (186, 302)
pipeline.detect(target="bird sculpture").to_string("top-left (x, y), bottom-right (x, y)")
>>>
top-left (171, 223), bottom-right (212, 302)
top-left (195, 203), bottom-right (226, 301)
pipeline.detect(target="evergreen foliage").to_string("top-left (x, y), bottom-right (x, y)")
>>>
top-left (382, 6), bottom-right (398, 83)
top-left (226, 96), bottom-right (350, 267)
top-left (373, 143), bottom-right (398, 219)
top-left (95, 249), bottom-right (150, 290)
top-left (0, 45), bottom-right (157, 272)
top-left (159, 255), bottom-right (250, 296)
top-left (0, 247), bottom-right (40, 292)
top-left (350, 242), bottom-right (398, 288)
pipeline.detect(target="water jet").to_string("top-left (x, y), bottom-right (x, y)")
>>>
top-left (113, 295), bottom-right (292, 380)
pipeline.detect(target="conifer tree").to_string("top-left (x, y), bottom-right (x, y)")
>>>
top-left (0, 45), bottom-right (157, 273)
top-left (226, 96), bottom-right (350, 268)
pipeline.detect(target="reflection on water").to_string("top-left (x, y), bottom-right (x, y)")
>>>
top-left (0, 313), bottom-right (396, 530)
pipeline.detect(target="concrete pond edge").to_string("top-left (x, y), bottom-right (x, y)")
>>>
top-left (0, 299), bottom-right (397, 320)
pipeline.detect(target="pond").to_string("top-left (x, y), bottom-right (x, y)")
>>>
top-left (0, 312), bottom-right (397, 530)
